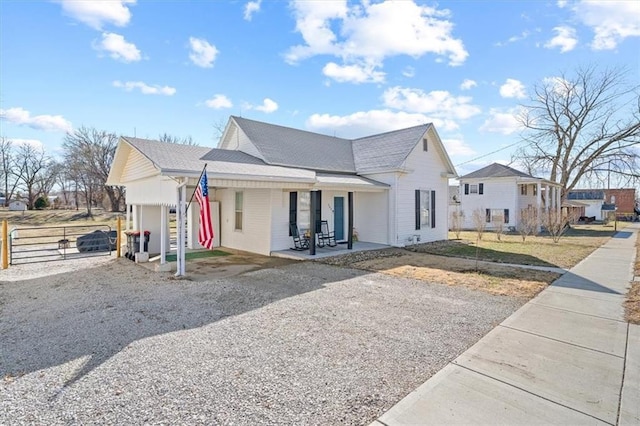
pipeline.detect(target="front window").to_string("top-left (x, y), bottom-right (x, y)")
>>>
top-left (298, 191), bottom-right (310, 234)
top-left (235, 191), bottom-right (243, 230)
top-left (470, 184), bottom-right (478, 194)
top-left (421, 190), bottom-right (431, 227)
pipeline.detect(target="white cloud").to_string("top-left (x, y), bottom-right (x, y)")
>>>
top-left (460, 79), bottom-right (477, 90)
top-left (402, 66), bottom-right (415, 78)
top-left (95, 32), bottom-right (141, 62)
top-left (205, 94), bottom-right (233, 109)
top-left (442, 138), bottom-right (476, 156)
top-left (188, 37), bottom-right (218, 68)
top-left (306, 109), bottom-right (459, 138)
top-left (113, 81), bottom-right (176, 96)
top-left (480, 108), bottom-right (522, 135)
top-left (0, 107), bottom-right (73, 133)
top-left (382, 86), bottom-right (481, 120)
top-left (286, 0), bottom-right (468, 81)
top-left (544, 25), bottom-right (578, 53)
top-left (572, 0), bottom-right (640, 50)
top-left (58, 0), bottom-right (135, 30)
top-left (10, 138), bottom-right (45, 151)
top-left (244, 0), bottom-right (262, 21)
top-left (322, 62), bottom-right (385, 84)
top-left (499, 79), bottom-right (526, 99)
top-left (557, 0), bottom-right (568, 7)
top-left (246, 98), bottom-right (278, 113)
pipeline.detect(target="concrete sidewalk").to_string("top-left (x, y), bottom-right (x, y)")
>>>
top-left (372, 223), bottom-right (639, 426)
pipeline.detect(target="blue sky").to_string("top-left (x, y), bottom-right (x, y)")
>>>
top-left (1, 0), bottom-right (638, 177)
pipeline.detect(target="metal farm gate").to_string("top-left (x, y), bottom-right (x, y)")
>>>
top-left (8, 224), bottom-right (115, 265)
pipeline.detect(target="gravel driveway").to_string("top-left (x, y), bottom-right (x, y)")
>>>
top-left (1, 257), bottom-right (526, 425)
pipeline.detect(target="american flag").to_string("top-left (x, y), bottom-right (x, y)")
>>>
top-left (195, 171), bottom-right (215, 249)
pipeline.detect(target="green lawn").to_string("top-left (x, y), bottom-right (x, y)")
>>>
top-left (165, 250), bottom-right (230, 262)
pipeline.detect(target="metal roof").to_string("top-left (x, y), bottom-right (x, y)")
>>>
top-left (567, 190), bottom-right (605, 200)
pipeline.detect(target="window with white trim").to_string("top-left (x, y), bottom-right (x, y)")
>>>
top-left (420, 190), bottom-right (431, 227)
top-left (297, 191), bottom-right (310, 233)
top-left (235, 191), bottom-right (243, 230)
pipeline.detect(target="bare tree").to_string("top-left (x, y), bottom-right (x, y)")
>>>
top-left (541, 208), bottom-right (571, 243)
top-left (212, 117), bottom-right (227, 142)
top-left (492, 214), bottom-right (505, 241)
top-left (514, 65), bottom-right (640, 198)
top-left (450, 210), bottom-right (464, 239)
top-left (472, 208), bottom-right (487, 241)
top-left (0, 137), bottom-right (19, 206)
top-left (13, 144), bottom-right (54, 209)
top-left (63, 127), bottom-right (124, 213)
top-left (158, 133), bottom-right (198, 146)
top-left (518, 207), bottom-right (539, 242)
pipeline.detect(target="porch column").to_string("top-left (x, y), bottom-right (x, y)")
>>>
top-left (348, 192), bottom-right (353, 250)
top-left (160, 206), bottom-right (167, 264)
top-left (126, 204), bottom-right (131, 231)
top-left (536, 182), bottom-right (542, 231)
top-left (309, 190), bottom-right (319, 255)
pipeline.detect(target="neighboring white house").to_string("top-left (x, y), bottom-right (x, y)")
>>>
top-left (458, 163), bottom-right (562, 230)
top-left (107, 116), bottom-right (457, 259)
top-left (565, 190), bottom-right (605, 219)
top-left (8, 200), bottom-right (27, 211)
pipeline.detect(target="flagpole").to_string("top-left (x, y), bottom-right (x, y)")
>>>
top-left (186, 163), bottom-right (208, 214)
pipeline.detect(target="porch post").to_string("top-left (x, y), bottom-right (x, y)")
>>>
top-left (309, 190), bottom-right (318, 255)
top-left (348, 191), bottom-right (353, 250)
top-left (160, 205), bottom-right (166, 264)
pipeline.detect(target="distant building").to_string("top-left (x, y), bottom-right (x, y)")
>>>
top-left (604, 188), bottom-right (636, 215)
top-left (8, 200), bottom-right (27, 211)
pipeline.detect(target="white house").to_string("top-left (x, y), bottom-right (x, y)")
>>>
top-left (458, 163), bottom-right (562, 230)
top-left (106, 116), bottom-right (457, 261)
top-left (565, 190), bottom-right (605, 219)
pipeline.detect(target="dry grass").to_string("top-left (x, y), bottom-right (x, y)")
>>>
top-left (409, 224), bottom-right (616, 269)
top-left (0, 208), bottom-right (121, 227)
top-left (625, 232), bottom-right (640, 324)
top-left (329, 249), bottom-right (559, 299)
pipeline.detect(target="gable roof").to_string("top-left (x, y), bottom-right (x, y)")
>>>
top-left (352, 124), bottom-right (432, 173)
top-left (231, 116), bottom-right (355, 173)
top-left (460, 163), bottom-right (534, 179)
top-left (125, 137), bottom-right (211, 173)
top-left (225, 116), bottom-right (456, 176)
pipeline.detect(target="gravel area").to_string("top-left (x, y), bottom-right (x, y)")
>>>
top-left (1, 257), bottom-right (526, 425)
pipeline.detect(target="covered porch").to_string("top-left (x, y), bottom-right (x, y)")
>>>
top-left (271, 241), bottom-right (389, 260)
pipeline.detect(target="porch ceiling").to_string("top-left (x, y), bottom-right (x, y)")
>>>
top-left (314, 173), bottom-right (389, 192)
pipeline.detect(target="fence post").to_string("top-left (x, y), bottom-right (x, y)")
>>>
top-left (2, 220), bottom-right (8, 269)
top-left (116, 217), bottom-right (122, 258)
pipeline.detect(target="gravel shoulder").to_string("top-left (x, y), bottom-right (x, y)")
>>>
top-left (1, 257), bottom-right (526, 425)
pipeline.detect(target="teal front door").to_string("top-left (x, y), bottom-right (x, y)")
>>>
top-left (334, 196), bottom-right (344, 240)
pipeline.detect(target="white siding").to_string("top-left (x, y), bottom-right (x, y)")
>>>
top-left (395, 133), bottom-right (450, 245)
top-left (219, 122), bottom-right (265, 160)
top-left (270, 190), bottom-right (291, 251)
top-left (121, 148), bottom-right (158, 182)
top-left (361, 172), bottom-right (396, 245)
top-left (216, 188), bottom-right (272, 255)
top-left (125, 176), bottom-right (178, 205)
top-left (355, 192), bottom-right (388, 244)
top-left (459, 177), bottom-right (518, 230)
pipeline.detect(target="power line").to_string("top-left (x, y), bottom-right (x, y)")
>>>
top-left (454, 139), bottom-right (526, 167)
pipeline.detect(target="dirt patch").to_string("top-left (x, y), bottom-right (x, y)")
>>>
top-left (320, 248), bottom-right (559, 298)
top-left (147, 248), bottom-right (297, 280)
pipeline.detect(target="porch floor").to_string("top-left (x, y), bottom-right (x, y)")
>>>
top-left (271, 241), bottom-right (389, 260)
